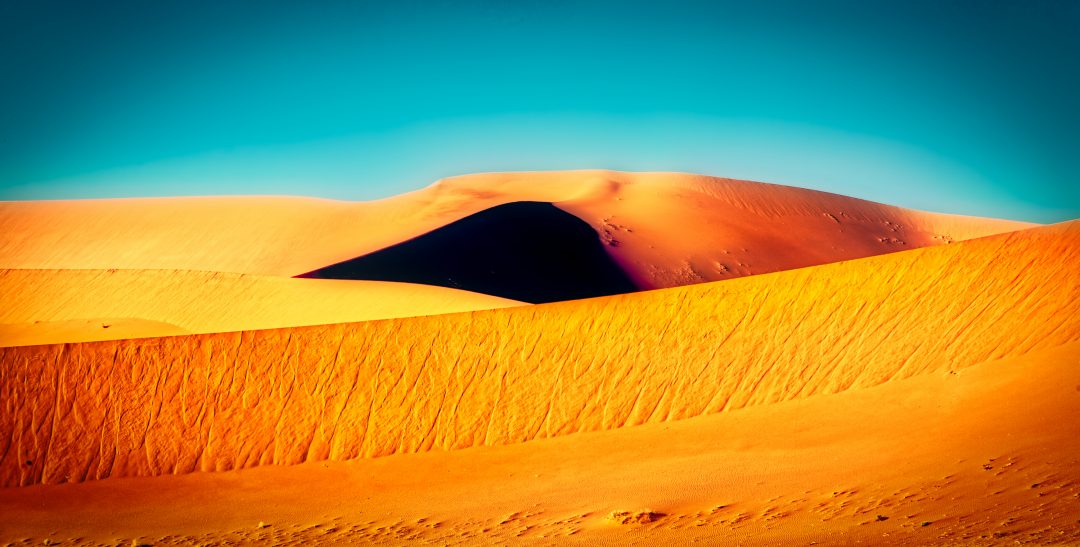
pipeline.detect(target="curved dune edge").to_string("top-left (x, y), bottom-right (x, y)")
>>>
top-left (1, 341), bottom-right (1076, 545)
top-left (0, 172), bottom-right (1034, 288)
top-left (1, 222), bottom-right (1077, 487)
top-left (0, 269), bottom-right (524, 347)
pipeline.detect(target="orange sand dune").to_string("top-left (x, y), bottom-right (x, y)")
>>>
top-left (1, 334), bottom-right (1076, 545)
top-left (428, 171), bottom-right (1036, 289)
top-left (0, 269), bottom-right (522, 347)
top-left (2, 221), bottom-right (1075, 488)
top-left (0, 172), bottom-right (1032, 289)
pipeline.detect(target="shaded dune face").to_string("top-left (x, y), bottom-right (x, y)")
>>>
top-left (299, 201), bottom-right (639, 303)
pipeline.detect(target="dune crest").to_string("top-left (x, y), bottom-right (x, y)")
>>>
top-left (2, 221), bottom-right (1075, 487)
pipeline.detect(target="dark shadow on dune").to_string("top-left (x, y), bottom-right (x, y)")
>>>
top-left (298, 201), bottom-right (639, 303)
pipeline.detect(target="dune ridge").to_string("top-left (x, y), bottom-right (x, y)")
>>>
top-left (2, 221), bottom-right (1076, 487)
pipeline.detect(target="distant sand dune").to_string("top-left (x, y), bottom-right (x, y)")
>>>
top-left (1, 172), bottom-right (1037, 349)
top-left (0, 172), bottom-right (1033, 288)
top-left (2, 221), bottom-right (1075, 487)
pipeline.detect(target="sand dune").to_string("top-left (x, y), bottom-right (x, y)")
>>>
top-left (0, 172), bottom-right (1032, 289)
top-left (2, 340), bottom-right (1075, 545)
top-left (0, 173), bottom-right (1072, 545)
top-left (425, 172), bottom-right (1037, 290)
top-left (0, 269), bottom-right (522, 347)
top-left (2, 221), bottom-right (1075, 487)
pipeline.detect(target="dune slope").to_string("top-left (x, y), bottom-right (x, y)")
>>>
top-left (0, 172), bottom-right (1032, 288)
top-left (0, 269), bottom-right (523, 347)
top-left (1, 221), bottom-right (1076, 487)
top-left (2, 340), bottom-right (1076, 545)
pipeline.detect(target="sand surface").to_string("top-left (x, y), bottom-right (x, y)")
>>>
top-left (1, 334), bottom-right (1076, 546)
top-left (0, 269), bottom-right (521, 347)
top-left (2, 221), bottom-right (1076, 479)
top-left (0, 173), bottom-right (1074, 545)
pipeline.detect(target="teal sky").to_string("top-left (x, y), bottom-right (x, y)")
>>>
top-left (2, 1), bottom-right (1077, 222)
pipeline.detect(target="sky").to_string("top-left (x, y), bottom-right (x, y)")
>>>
top-left (1, 0), bottom-right (1077, 222)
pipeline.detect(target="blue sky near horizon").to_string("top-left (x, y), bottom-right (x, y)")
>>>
top-left (1, 1), bottom-right (1077, 222)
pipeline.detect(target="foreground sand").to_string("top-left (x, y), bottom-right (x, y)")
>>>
top-left (1, 331), bottom-right (1077, 546)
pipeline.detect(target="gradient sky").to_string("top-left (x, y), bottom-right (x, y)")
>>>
top-left (1, 0), bottom-right (1077, 222)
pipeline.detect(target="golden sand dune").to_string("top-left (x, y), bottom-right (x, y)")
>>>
top-left (0, 172), bottom-right (1031, 287)
top-left (2, 221), bottom-right (1075, 488)
top-left (0, 269), bottom-right (522, 347)
top-left (1, 340), bottom-right (1075, 545)
top-left (0, 173), bottom-right (1072, 544)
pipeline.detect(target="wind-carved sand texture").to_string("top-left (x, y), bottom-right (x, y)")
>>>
top-left (0, 172), bottom-right (1075, 546)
